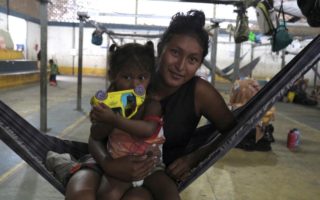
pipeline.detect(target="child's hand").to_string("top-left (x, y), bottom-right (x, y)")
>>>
top-left (91, 103), bottom-right (116, 124)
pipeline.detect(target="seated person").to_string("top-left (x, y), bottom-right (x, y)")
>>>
top-left (289, 78), bottom-right (318, 106)
top-left (229, 78), bottom-right (275, 151)
top-left (311, 85), bottom-right (320, 103)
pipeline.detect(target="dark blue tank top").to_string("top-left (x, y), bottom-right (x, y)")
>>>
top-left (160, 77), bottom-right (201, 165)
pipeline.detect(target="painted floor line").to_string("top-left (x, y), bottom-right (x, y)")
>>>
top-left (277, 111), bottom-right (319, 132)
top-left (57, 114), bottom-right (89, 138)
top-left (0, 162), bottom-right (26, 183)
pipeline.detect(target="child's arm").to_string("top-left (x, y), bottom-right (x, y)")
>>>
top-left (91, 98), bottom-right (162, 138)
top-left (90, 107), bottom-right (114, 140)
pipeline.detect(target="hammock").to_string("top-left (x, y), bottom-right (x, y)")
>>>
top-left (203, 56), bottom-right (260, 81)
top-left (0, 35), bottom-right (319, 195)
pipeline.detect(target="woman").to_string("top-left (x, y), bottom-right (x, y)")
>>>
top-left (65, 10), bottom-right (236, 200)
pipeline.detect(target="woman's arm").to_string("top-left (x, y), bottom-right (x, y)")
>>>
top-left (195, 79), bottom-right (236, 132)
top-left (166, 79), bottom-right (237, 181)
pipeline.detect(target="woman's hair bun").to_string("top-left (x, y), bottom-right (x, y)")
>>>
top-left (187, 9), bottom-right (205, 28)
top-left (109, 43), bottom-right (117, 53)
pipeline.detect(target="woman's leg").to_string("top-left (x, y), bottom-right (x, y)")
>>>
top-left (143, 171), bottom-right (180, 200)
top-left (65, 169), bottom-right (101, 200)
top-left (121, 187), bottom-right (153, 200)
top-left (97, 175), bottom-right (131, 200)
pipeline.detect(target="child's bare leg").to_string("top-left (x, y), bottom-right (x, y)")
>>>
top-left (65, 169), bottom-right (101, 200)
top-left (97, 175), bottom-right (132, 200)
top-left (143, 170), bottom-right (180, 200)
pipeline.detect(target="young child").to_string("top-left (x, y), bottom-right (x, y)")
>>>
top-left (49, 59), bottom-right (59, 86)
top-left (89, 41), bottom-right (180, 200)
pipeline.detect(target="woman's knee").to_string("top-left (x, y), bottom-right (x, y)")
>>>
top-left (65, 169), bottom-right (101, 200)
top-left (121, 187), bottom-right (153, 200)
top-left (144, 171), bottom-right (180, 200)
top-left (97, 176), bottom-right (131, 200)
top-left (97, 188), bottom-right (123, 200)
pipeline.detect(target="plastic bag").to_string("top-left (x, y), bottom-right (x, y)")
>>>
top-left (271, 23), bottom-right (293, 52)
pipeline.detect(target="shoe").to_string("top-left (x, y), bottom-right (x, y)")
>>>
top-left (254, 139), bottom-right (272, 152)
top-left (45, 151), bottom-right (77, 184)
top-left (235, 128), bottom-right (256, 151)
top-left (264, 124), bottom-right (275, 143)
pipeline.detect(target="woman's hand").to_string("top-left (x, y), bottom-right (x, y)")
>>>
top-left (103, 154), bottom-right (157, 182)
top-left (166, 153), bottom-right (196, 182)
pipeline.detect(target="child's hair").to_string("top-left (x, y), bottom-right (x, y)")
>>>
top-left (108, 41), bottom-right (155, 79)
top-left (49, 59), bottom-right (54, 64)
top-left (157, 10), bottom-right (209, 62)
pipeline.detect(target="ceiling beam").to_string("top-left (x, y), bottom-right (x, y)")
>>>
top-left (153, 0), bottom-right (242, 5)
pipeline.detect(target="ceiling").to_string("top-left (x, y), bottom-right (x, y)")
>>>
top-left (46, 0), bottom-right (318, 37)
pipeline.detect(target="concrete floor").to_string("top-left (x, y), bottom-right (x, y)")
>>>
top-left (0, 76), bottom-right (319, 200)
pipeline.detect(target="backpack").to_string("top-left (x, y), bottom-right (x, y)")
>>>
top-left (297, 0), bottom-right (320, 27)
top-left (271, 0), bottom-right (293, 52)
top-left (91, 30), bottom-right (103, 46)
top-left (234, 12), bottom-right (249, 43)
top-left (255, 0), bottom-right (277, 35)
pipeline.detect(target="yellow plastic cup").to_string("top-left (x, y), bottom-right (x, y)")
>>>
top-left (287, 91), bottom-right (296, 103)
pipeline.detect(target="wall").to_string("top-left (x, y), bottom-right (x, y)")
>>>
top-left (0, 12), bottom-right (7, 30)
top-left (47, 25), bottom-right (109, 76)
top-left (45, 24), bottom-right (292, 80)
top-left (0, 0), bottom-right (39, 60)
top-left (26, 21), bottom-right (40, 60)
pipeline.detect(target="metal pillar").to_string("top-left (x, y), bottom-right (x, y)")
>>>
top-left (313, 62), bottom-right (319, 90)
top-left (39, 0), bottom-right (48, 132)
top-left (281, 50), bottom-right (286, 69)
top-left (76, 12), bottom-right (89, 111)
top-left (106, 36), bottom-right (110, 90)
top-left (250, 43), bottom-right (254, 77)
top-left (6, 0), bottom-right (9, 31)
top-left (72, 24), bottom-right (76, 76)
top-left (233, 43), bottom-right (241, 82)
top-left (210, 22), bottom-right (219, 86)
top-left (134, 0), bottom-right (138, 43)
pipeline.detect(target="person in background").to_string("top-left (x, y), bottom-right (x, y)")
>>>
top-left (311, 85), bottom-right (320, 103)
top-left (66, 9), bottom-right (236, 200)
top-left (230, 78), bottom-right (275, 151)
top-left (290, 78), bottom-right (318, 106)
top-left (49, 59), bottom-right (59, 86)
